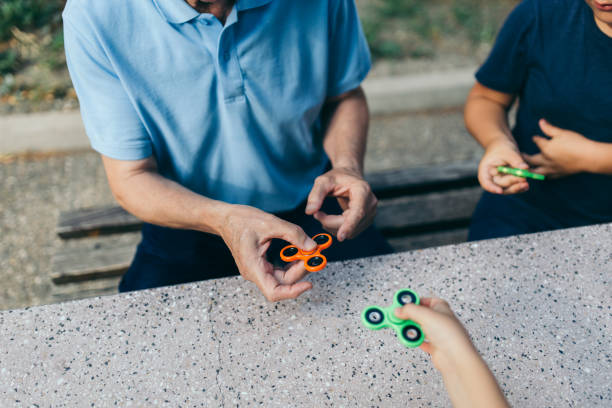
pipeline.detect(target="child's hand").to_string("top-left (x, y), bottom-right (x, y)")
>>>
top-left (478, 139), bottom-right (530, 195)
top-left (523, 119), bottom-right (596, 178)
top-left (396, 298), bottom-right (510, 408)
top-left (394, 298), bottom-right (477, 374)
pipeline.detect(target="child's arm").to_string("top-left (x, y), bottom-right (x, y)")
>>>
top-left (524, 119), bottom-right (612, 176)
top-left (395, 298), bottom-right (510, 408)
top-left (464, 82), bottom-right (530, 195)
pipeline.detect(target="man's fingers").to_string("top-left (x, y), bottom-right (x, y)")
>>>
top-left (336, 191), bottom-right (370, 242)
top-left (271, 281), bottom-right (313, 301)
top-left (314, 211), bottom-right (344, 234)
top-left (259, 270), bottom-right (312, 301)
top-left (276, 219), bottom-right (316, 252)
top-left (306, 176), bottom-right (334, 215)
top-left (273, 261), bottom-right (309, 285)
top-left (337, 208), bottom-right (365, 242)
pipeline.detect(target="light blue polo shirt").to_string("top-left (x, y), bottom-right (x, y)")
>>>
top-left (63, 0), bottom-right (371, 212)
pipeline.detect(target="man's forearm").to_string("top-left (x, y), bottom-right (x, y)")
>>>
top-left (321, 87), bottom-right (369, 175)
top-left (102, 156), bottom-right (230, 235)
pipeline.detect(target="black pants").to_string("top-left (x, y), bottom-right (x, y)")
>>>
top-left (468, 191), bottom-right (565, 241)
top-left (119, 198), bottom-right (393, 292)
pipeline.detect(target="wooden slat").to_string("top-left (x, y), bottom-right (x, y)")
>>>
top-left (50, 277), bottom-right (120, 303)
top-left (56, 163), bottom-right (479, 240)
top-left (367, 161), bottom-right (479, 198)
top-left (57, 205), bottom-right (141, 239)
top-left (387, 229), bottom-right (469, 252)
top-left (51, 243), bottom-right (136, 284)
top-left (375, 187), bottom-right (481, 231)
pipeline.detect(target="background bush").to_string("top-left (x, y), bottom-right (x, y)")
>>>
top-left (0, 0), bottom-right (64, 41)
top-left (0, 0), bottom-right (518, 113)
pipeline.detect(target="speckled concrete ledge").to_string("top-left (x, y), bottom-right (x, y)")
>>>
top-left (1, 224), bottom-right (611, 407)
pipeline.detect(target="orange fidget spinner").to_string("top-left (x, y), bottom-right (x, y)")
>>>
top-left (280, 233), bottom-right (333, 272)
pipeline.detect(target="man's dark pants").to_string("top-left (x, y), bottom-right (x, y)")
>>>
top-left (119, 198), bottom-right (393, 292)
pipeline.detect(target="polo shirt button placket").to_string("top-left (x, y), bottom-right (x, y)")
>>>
top-left (218, 30), bottom-right (244, 103)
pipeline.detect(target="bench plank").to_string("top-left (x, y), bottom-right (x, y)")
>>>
top-left (374, 187), bottom-right (481, 232)
top-left (51, 187), bottom-right (481, 284)
top-left (366, 161), bottom-right (478, 198)
top-left (387, 229), bottom-right (469, 252)
top-left (56, 163), bottom-right (479, 240)
top-left (57, 205), bottom-right (141, 239)
top-left (50, 277), bottom-right (120, 302)
top-left (51, 243), bottom-right (136, 284)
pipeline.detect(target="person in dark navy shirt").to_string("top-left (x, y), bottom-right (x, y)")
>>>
top-left (465, 0), bottom-right (612, 240)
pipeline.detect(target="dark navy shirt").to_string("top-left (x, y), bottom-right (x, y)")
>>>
top-left (476, 0), bottom-right (612, 225)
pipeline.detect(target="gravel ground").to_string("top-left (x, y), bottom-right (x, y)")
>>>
top-left (0, 109), bottom-right (482, 311)
top-left (366, 109), bottom-right (482, 172)
top-left (0, 153), bottom-right (116, 310)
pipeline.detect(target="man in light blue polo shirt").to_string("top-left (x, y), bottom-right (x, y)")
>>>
top-left (63, 0), bottom-right (392, 301)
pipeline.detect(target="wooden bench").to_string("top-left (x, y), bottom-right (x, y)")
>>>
top-left (51, 161), bottom-right (482, 301)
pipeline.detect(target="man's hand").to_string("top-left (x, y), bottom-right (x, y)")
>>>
top-left (478, 139), bottom-right (530, 195)
top-left (523, 119), bottom-right (596, 178)
top-left (305, 167), bottom-right (377, 242)
top-left (220, 205), bottom-right (318, 302)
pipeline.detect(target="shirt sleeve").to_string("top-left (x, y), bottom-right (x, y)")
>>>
top-left (475, 0), bottom-right (537, 95)
top-left (63, 12), bottom-right (152, 160)
top-left (326, 0), bottom-right (372, 98)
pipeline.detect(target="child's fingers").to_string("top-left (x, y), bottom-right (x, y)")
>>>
top-left (395, 298), bottom-right (455, 324)
top-left (523, 153), bottom-right (551, 168)
top-left (502, 182), bottom-right (529, 195)
top-left (532, 136), bottom-right (551, 152)
top-left (492, 174), bottom-right (525, 188)
top-left (480, 176), bottom-right (503, 195)
top-left (531, 166), bottom-right (552, 175)
top-left (479, 167), bottom-right (503, 194)
top-left (394, 303), bottom-right (439, 324)
top-left (419, 297), bottom-right (435, 307)
top-left (420, 297), bottom-right (453, 315)
top-left (419, 342), bottom-right (433, 355)
top-left (506, 153), bottom-right (529, 170)
top-left (539, 118), bottom-right (564, 138)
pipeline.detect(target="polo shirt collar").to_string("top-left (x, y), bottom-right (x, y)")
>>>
top-left (153, 0), bottom-right (273, 24)
top-left (153, 0), bottom-right (199, 24)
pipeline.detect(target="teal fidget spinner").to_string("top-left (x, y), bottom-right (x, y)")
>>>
top-left (361, 289), bottom-right (425, 348)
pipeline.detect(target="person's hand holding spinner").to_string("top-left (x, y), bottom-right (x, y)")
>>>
top-left (280, 233), bottom-right (333, 272)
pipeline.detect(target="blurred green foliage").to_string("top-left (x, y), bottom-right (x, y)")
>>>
top-left (0, 0), bottom-right (64, 41)
top-left (0, 49), bottom-right (17, 73)
top-left (0, 0), bottom-right (518, 113)
top-left (361, 0), bottom-right (518, 60)
top-left (0, 0), bottom-right (65, 76)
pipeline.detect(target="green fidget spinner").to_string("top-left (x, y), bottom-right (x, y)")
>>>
top-left (361, 289), bottom-right (425, 348)
top-left (497, 166), bottom-right (546, 181)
